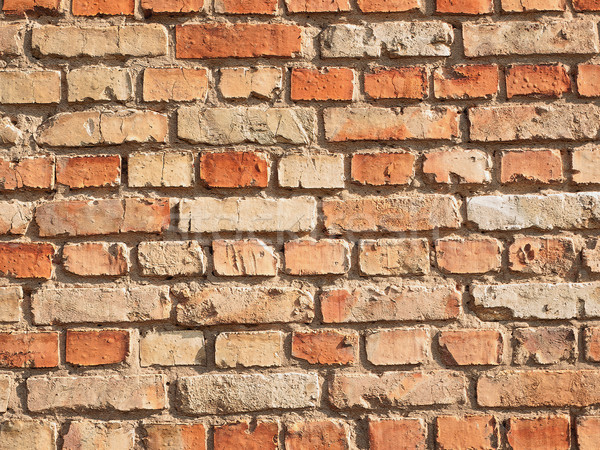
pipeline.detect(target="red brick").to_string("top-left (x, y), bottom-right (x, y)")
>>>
top-left (351, 152), bottom-right (415, 185)
top-left (364, 67), bottom-right (427, 99)
top-left (56, 155), bottom-right (120, 188)
top-left (500, 149), bottom-right (563, 183)
top-left (578, 64), bottom-right (600, 97)
top-left (214, 422), bottom-right (278, 450)
top-left (509, 236), bottom-right (575, 275)
top-left (72, 0), bottom-right (134, 15)
top-left (292, 330), bottom-right (358, 365)
top-left (0, 242), bottom-right (54, 279)
top-left (143, 68), bottom-right (208, 102)
top-left (215, 0), bottom-right (277, 14)
top-left (369, 418), bottom-right (426, 450)
top-left (436, 237), bottom-right (502, 274)
top-left (578, 417), bottom-right (600, 450)
top-left (0, 332), bottom-right (58, 368)
top-left (122, 198), bottom-right (171, 234)
top-left (285, 421), bottom-right (349, 450)
top-left (434, 65), bottom-right (498, 99)
top-left (3, 0), bottom-right (60, 14)
top-left (436, 415), bottom-right (497, 450)
top-left (199, 151), bottom-right (269, 188)
top-left (291, 68), bottom-right (354, 101)
top-left (0, 157), bottom-right (54, 190)
top-left (141, 0), bottom-right (204, 13)
top-left (574, 0), bottom-right (600, 10)
top-left (513, 327), bottom-right (576, 365)
top-left (284, 239), bottom-right (350, 275)
top-left (145, 423), bottom-right (206, 450)
top-left (357, 0), bottom-right (421, 12)
top-left (507, 416), bottom-right (570, 450)
top-left (366, 328), bottom-right (429, 365)
top-left (66, 330), bottom-right (130, 366)
top-left (438, 330), bottom-right (503, 366)
top-left (63, 242), bottom-right (129, 277)
top-left (506, 65), bottom-right (570, 98)
top-left (286, 0), bottom-right (350, 12)
top-left (436, 0), bottom-right (493, 13)
top-left (176, 24), bottom-right (302, 59)
top-left (585, 327), bottom-right (600, 362)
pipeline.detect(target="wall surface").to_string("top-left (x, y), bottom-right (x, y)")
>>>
top-left (0, 0), bottom-right (600, 448)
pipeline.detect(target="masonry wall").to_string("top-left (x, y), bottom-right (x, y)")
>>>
top-left (1, 0), bottom-right (600, 448)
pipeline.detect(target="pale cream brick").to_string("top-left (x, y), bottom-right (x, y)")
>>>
top-left (62, 421), bottom-right (134, 450)
top-left (0, 24), bottom-right (22, 55)
top-left (219, 67), bottom-right (282, 99)
top-left (138, 241), bottom-right (206, 277)
top-left (0, 71), bottom-right (60, 104)
top-left (0, 286), bottom-right (21, 322)
top-left (68, 67), bottom-right (132, 102)
top-left (215, 331), bottom-right (284, 368)
top-left (128, 152), bottom-right (194, 188)
top-left (212, 239), bottom-right (279, 276)
top-left (278, 153), bottom-right (345, 189)
top-left (140, 331), bottom-right (205, 366)
top-left (0, 420), bottom-right (56, 450)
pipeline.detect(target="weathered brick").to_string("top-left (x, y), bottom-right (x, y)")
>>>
top-left (573, 145), bottom-right (600, 183)
top-left (372, 419), bottom-right (426, 450)
top-left (366, 328), bottom-right (429, 365)
top-left (585, 238), bottom-right (600, 272)
top-left (463, 20), bottom-right (599, 57)
top-left (215, 0), bottom-right (278, 14)
top-left (63, 421), bottom-right (135, 450)
top-left (56, 155), bottom-right (121, 188)
top-left (584, 327), bottom-right (600, 362)
top-left (219, 67), bottom-right (282, 99)
top-left (509, 236), bottom-right (576, 275)
top-left (0, 25), bottom-right (21, 55)
top-left (500, 149), bottom-right (563, 183)
top-left (27, 375), bottom-right (167, 412)
top-left (352, 152), bottom-right (415, 185)
top-left (578, 417), bottom-right (600, 450)
top-left (0, 242), bottom-right (54, 279)
top-left (330, 371), bottom-right (465, 409)
top-left (503, 0), bottom-right (565, 10)
top-left (423, 149), bottom-right (491, 184)
top-left (0, 201), bottom-right (32, 235)
top-left (143, 68), bottom-right (208, 102)
top-left (214, 422), bottom-right (278, 450)
top-left (66, 330), bottom-right (129, 366)
top-left (73, 0), bottom-right (134, 15)
top-left (437, 0), bottom-right (493, 14)
top-left (364, 67), bottom-right (427, 100)
top-left (178, 107), bottom-right (316, 145)
top-left (514, 327), bottom-right (576, 365)
top-left (506, 65), bottom-right (570, 98)
top-left (176, 286), bottom-right (314, 326)
top-left (321, 285), bottom-right (461, 323)
top-left (323, 195), bottom-right (461, 233)
top-left (63, 243), bottom-right (128, 277)
top-left (176, 24), bottom-right (302, 59)
top-left (359, 238), bottom-right (429, 275)
top-left (129, 152), bottom-right (194, 188)
top-left (140, 330), bottom-right (205, 366)
top-left (357, 0), bottom-right (422, 12)
top-left (284, 239), bottom-right (351, 275)
top-left (436, 237), bottom-right (501, 274)
top-left (292, 330), bottom-right (357, 365)
top-left (507, 416), bottom-right (570, 450)
top-left (324, 107), bottom-right (460, 141)
top-left (145, 423), bottom-right (206, 450)
top-left (478, 370), bottom-right (600, 407)
top-left (138, 241), bottom-right (205, 277)
top-left (285, 421), bottom-right (349, 450)
top-left (0, 71), bottom-right (60, 104)
top-left (68, 67), bottom-right (132, 102)
top-left (215, 331), bottom-right (284, 368)
top-left (0, 332), bottom-right (57, 368)
top-left (291, 68), bottom-right (354, 101)
top-left (578, 65), bottom-right (600, 97)
top-left (0, 287), bottom-right (22, 323)
top-left (436, 415), bottom-right (497, 450)
top-left (0, 116), bottom-right (23, 144)
top-left (286, 0), bottom-right (350, 12)
top-left (3, 0), bottom-right (60, 14)
top-left (438, 330), bottom-right (503, 366)
top-left (179, 197), bottom-right (316, 233)
top-left (0, 421), bottom-right (56, 450)
top-left (199, 151), bottom-right (269, 188)
top-left (574, 0), bottom-right (600, 10)
top-left (434, 65), bottom-right (498, 99)
top-left (36, 198), bottom-right (170, 237)
top-left (467, 192), bottom-right (600, 231)
top-left (141, 0), bottom-right (204, 13)
top-left (279, 153), bottom-right (344, 189)
top-left (31, 286), bottom-right (171, 324)
top-left (212, 239), bottom-right (279, 276)
top-left (0, 156), bottom-right (54, 190)
top-left (177, 373), bottom-right (319, 414)
top-left (32, 25), bottom-right (168, 57)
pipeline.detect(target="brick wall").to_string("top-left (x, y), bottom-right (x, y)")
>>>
top-left (0, 0), bottom-right (599, 448)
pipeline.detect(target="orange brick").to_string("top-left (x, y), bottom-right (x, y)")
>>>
top-left (438, 330), bottom-right (503, 366)
top-left (434, 65), bottom-right (498, 99)
top-left (573, 145), bottom-right (600, 183)
top-left (364, 67), bottom-right (427, 99)
top-left (578, 65), bottom-right (600, 97)
top-left (506, 65), bottom-right (570, 98)
top-left (0, 242), bottom-right (54, 279)
top-left (286, 421), bottom-right (349, 450)
top-left (141, 0), bottom-right (204, 13)
top-left (286, 0), bottom-right (350, 11)
top-left (66, 330), bottom-right (130, 366)
top-left (0, 156), bottom-right (54, 190)
top-left (574, 0), bottom-right (600, 10)
top-left (0, 332), bottom-right (58, 368)
top-left (176, 24), bottom-right (302, 59)
top-left (423, 149), bottom-right (491, 184)
top-left (357, 0), bottom-right (421, 12)
top-left (291, 68), bottom-right (354, 101)
top-left (199, 151), bottom-right (269, 188)
top-left (214, 422), bottom-right (278, 450)
top-left (145, 424), bottom-right (206, 450)
top-left (437, 0), bottom-right (493, 13)
top-left (369, 418), bottom-right (426, 450)
top-left (500, 149), bottom-right (563, 183)
top-left (578, 417), bottom-right (600, 450)
top-left (436, 237), bottom-right (502, 274)
top-left (366, 328), bottom-right (429, 365)
top-left (56, 155), bottom-right (120, 188)
top-left (284, 239), bottom-right (350, 275)
top-left (509, 236), bottom-right (575, 275)
top-left (73, 0), bottom-right (134, 15)
top-left (63, 242), bottom-right (129, 277)
top-left (436, 415), bottom-right (497, 450)
top-left (502, 0), bottom-right (565, 11)
top-left (143, 68), bottom-right (208, 102)
top-left (215, 0), bottom-right (277, 14)
top-left (507, 416), bottom-right (570, 450)
top-left (292, 330), bottom-right (358, 365)
top-left (585, 327), bottom-right (600, 362)
top-left (3, 0), bottom-right (60, 14)
top-left (351, 152), bottom-right (415, 185)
